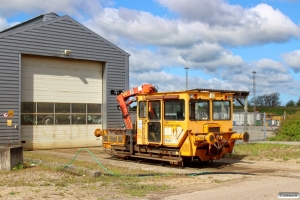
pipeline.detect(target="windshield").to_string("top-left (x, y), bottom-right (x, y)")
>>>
top-left (189, 100), bottom-right (209, 120)
top-left (164, 99), bottom-right (185, 120)
top-left (212, 100), bottom-right (231, 120)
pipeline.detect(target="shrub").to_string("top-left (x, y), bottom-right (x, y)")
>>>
top-left (269, 112), bottom-right (300, 141)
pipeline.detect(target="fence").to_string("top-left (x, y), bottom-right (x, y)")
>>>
top-left (233, 112), bottom-right (278, 142)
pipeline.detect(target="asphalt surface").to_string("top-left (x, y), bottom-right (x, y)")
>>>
top-left (160, 141), bottom-right (300, 200)
top-left (161, 176), bottom-right (300, 200)
top-left (118, 140), bottom-right (300, 200)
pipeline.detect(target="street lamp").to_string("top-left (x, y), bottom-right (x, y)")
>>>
top-left (185, 67), bottom-right (189, 90)
top-left (252, 71), bottom-right (256, 112)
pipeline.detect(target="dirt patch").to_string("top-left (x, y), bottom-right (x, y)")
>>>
top-left (1, 147), bottom-right (300, 200)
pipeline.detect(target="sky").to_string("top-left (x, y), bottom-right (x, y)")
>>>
top-left (0, 0), bottom-right (300, 106)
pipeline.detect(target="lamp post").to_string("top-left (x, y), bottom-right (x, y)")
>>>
top-left (185, 67), bottom-right (189, 90)
top-left (252, 71), bottom-right (256, 112)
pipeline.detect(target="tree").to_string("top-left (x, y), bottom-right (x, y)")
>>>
top-left (296, 96), bottom-right (300, 107)
top-left (255, 95), bottom-right (264, 107)
top-left (286, 100), bottom-right (295, 107)
top-left (252, 92), bottom-right (281, 107)
top-left (269, 92), bottom-right (281, 107)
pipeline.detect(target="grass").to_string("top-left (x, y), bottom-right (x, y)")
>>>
top-left (225, 143), bottom-right (300, 161)
top-left (18, 150), bottom-right (174, 198)
top-left (8, 191), bottom-right (16, 195)
top-left (122, 182), bottom-right (169, 196)
top-left (24, 150), bottom-right (153, 175)
top-left (4, 144), bottom-right (298, 199)
top-left (0, 165), bottom-right (172, 199)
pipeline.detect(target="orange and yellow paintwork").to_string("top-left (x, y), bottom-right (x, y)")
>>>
top-left (95, 88), bottom-right (249, 164)
top-left (133, 90), bottom-right (248, 162)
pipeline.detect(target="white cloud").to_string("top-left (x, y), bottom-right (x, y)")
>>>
top-left (0, 0), bottom-right (102, 18)
top-left (0, 0), bottom-right (298, 47)
top-left (254, 59), bottom-right (288, 73)
top-left (2, 0), bottom-right (298, 47)
top-left (0, 17), bottom-right (9, 31)
top-left (129, 70), bottom-right (239, 92)
top-left (85, 7), bottom-right (182, 46)
top-left (166, 43), bottom-right (244, 69)
top-left (129, 49), bottom-right (163, 72)
top-left (1, 0), bottom-right (299, 103)
top-left (127, 42), bottom-right (245, 74)
top-left (281, 50), bottom-right (300, 72)
top-left (84, 1), bottom-right (300, 49)
top-left (130, 71), bottom-right (185, 91)
top-left (156, 0), bottom-right (245, 26)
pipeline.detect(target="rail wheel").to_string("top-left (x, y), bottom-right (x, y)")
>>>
top-left (181, 161), bottom-right (185, 168)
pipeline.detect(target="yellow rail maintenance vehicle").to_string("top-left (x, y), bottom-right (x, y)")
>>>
top-left (94, 84), bottom-right (250, 166)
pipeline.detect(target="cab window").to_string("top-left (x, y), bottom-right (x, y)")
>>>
top-left (138, 101), bottom-right (146, 118)
top-left (189, 100), bottom-right (209, 120)
top-left (164, 99), bottom-right (185, 120)
top-left (148, 101), bottom-right (160, 120)
top-left (213, 100), bottom-right (231, 120)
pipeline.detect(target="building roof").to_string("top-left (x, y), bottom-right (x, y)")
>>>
top-left (0, 12), bottom-right (130, 57)
top-left (0, 12), bottom-right (59, 33)
top-left (189, 88), bottom-right (250, 98)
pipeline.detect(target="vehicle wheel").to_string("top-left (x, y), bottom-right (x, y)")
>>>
top-left (181, 161), bottom-right (185, 168)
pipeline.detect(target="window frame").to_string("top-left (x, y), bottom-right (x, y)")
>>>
top-left (189, 99), bottom-right (209, 121)
top-left (164, 99), bottom-right (185, 121)
top-left (21, 102), bottom-right (102, 125)
top-left (148, 100), bottom-right (161, 120)
top-left (138, 101), bottom-right (147, 118)
top-left (212, 100), bottom-right (231, 120)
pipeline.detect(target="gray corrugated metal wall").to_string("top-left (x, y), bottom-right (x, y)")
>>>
top-left (0, 14), bottom-right (129, 146)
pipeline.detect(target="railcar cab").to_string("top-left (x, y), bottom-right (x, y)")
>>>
top-left (136, 89), bottom-right (249, 147)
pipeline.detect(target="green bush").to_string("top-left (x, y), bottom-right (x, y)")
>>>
top-left (269, 112), bottom-right (300, 141)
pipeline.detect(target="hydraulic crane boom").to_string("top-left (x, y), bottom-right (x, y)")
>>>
top-left (116, 83), bottom-right (157, 130)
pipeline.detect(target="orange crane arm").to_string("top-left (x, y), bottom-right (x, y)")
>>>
top-left (116, 83), bottom-right (157, 130)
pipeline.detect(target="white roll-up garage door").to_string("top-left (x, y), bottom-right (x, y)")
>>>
top-left (21, 55), bottom-right (103, 150)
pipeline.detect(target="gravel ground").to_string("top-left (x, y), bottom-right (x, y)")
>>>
top-left (0, 147), bottom-right (300, 200)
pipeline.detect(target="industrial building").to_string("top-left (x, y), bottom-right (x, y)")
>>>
top-left (0, 12), bottom-right (129, 150)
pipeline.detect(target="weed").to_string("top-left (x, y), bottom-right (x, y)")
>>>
top-left (58, 192), bottom-right (65, 196)
top-left (42, 182), bottom-right (51, 186)
top-left (55, 181), bottom-right (67, 187)
top-left (12, 163), bottom-right (24, 171)
top-left (213, 179), bottom-right (221, 183)
top-left (123, 182), bottom-right (169, 196)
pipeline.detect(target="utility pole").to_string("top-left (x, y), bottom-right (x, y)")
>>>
top-left (185, 67), bottom-right (189, 90)
top-left (252, 71), bottom-right (256, 112)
